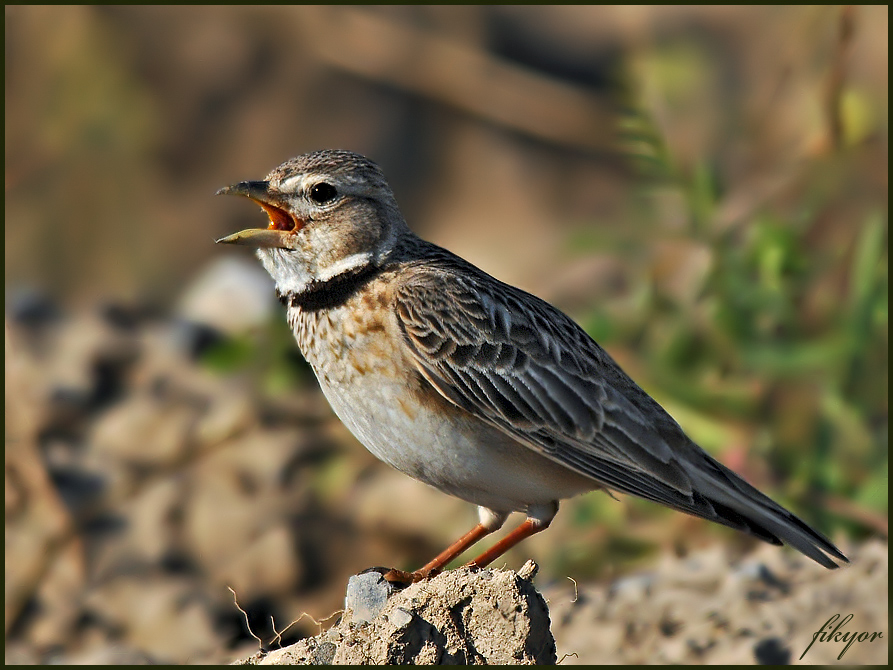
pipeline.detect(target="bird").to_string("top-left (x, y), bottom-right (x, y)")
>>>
top-left (216, 149), bottom-right (847, 583)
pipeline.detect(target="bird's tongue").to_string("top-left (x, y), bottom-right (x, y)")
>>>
top-left (259, 202), bottom-right (301, 232)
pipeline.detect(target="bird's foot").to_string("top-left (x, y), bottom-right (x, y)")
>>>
top-left (379, 566), bottom-right (441, 586)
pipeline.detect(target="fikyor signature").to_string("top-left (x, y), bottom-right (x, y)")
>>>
top-left (800, 613), bottom-right (883, 660)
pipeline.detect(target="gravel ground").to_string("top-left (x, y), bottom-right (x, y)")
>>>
top-left (543, 538), bottom-right (886, 665)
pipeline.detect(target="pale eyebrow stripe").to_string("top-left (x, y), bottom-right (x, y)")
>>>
top-left (280, 173), bottom-right (310, 191)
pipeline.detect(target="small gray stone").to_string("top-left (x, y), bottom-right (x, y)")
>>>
top-left (344, 570), bottom-right (398, 623)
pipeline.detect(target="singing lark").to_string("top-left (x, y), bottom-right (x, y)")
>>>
top-left (217, 149), bottom-right (847, 582)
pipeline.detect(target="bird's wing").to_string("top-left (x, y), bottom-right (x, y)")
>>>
top-left (392, 261), bottom-right (848, 569)
top-left (393, 263), bottom-right (703, 508)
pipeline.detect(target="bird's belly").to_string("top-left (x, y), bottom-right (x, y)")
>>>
top-left (316, 371), bottom-right (595, 513)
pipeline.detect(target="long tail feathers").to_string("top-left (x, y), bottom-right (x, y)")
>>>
top-left (687, 454), bottom-right (849, 569)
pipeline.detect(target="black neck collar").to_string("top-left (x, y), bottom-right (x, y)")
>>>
top-left (277, 263), bottom-right (381, 312)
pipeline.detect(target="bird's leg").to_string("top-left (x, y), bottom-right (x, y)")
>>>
top-left (383, 508), bottom-right (508, 585)
top-left (466, 501), bottom-right (558, 569)
top-left (412, 523), bottom-right (492, 578)
top-left (465, 519), bottom-right (546, 568)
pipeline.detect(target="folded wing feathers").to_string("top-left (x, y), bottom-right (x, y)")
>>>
top-left (397, 274), bottom-right (697, 494)
top-left (394, 264), bottom-right (846, 568)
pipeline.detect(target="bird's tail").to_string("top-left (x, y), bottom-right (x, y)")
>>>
top-left (686, 453), bottom-right (849, 569)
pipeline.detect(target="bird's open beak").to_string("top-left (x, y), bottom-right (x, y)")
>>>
top-left (216, 181), bottom-right (303, 250)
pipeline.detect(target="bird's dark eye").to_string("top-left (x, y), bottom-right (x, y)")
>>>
top-left (309, 182), bottom-right (338, 204)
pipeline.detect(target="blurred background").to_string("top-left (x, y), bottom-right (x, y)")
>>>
top-left (5, 5), bottom-right (887, 664)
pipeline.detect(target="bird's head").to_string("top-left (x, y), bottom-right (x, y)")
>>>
top-left (216, 150), bottom-right (409, 296)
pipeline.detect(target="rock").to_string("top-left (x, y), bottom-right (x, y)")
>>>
top-left (235, 564), bottom-right (556, 665)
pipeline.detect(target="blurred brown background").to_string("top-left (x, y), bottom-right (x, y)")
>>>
top-left (5, 5), bottom-right (888, 664)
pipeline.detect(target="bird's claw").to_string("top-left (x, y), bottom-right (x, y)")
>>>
top-left (380, 566), bottom-right (441, 586)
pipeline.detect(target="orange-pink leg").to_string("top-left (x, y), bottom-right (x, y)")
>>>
top-left (417, 523), bottom-right (492, 576)
top-left (383, 508), bottom-right (508, 584)
top-left (466, 517), bottom-right (550, 569)
top-left (382, 504), bottom-right (557, 585)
